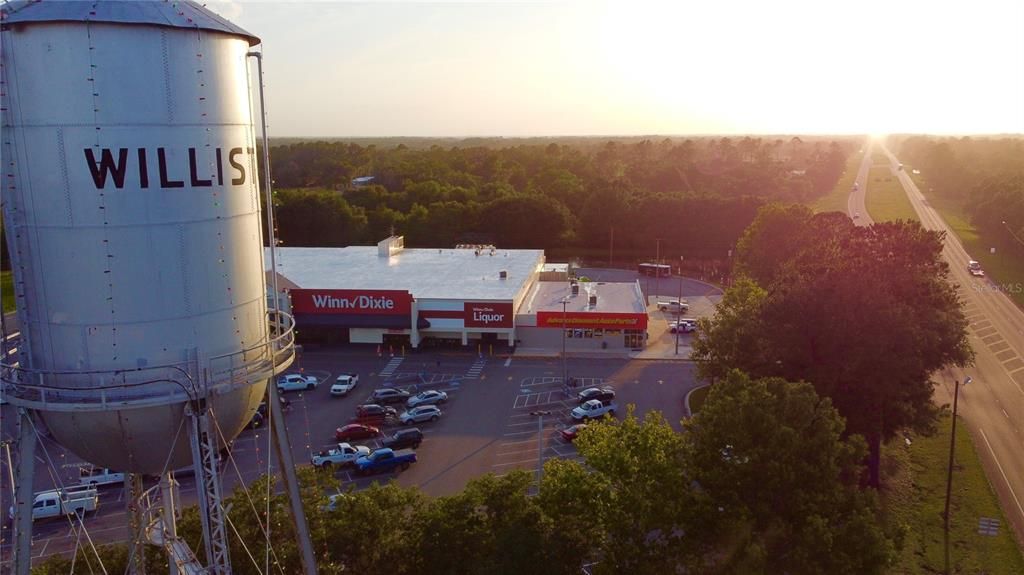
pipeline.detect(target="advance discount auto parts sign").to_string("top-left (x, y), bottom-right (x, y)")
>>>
top-left (290, 289), bottom-right (412, 315)
top-left (464, 302), bottom-right (514, 328)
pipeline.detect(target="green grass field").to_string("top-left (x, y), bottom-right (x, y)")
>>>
top-left (1, 270), bottom-right (13, 313)
top-left (812, 149), bottom-right (864, 214)
top-left (865, 166), bottom-right (919, 223)
top-left (882, 414), bottom-right (1024, 574)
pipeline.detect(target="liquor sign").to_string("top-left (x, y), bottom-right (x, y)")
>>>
top-left (536, 311), bottom-right (647, 330)
top-left (464, 302), bottom-right (514, 328)
top-left (290, 289), bottom-right (412, 315)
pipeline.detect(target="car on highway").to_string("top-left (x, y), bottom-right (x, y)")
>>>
top-left (968, 260), bottom-right (985, 277)
top-left (571, 399), bottom-right (617, 421)
top-left (669, 319), bottom-right (698, 334)
top-left (400, 405), bottom-right (442, 425)
top-left (577, 387), bottom-right (615, 404)
top-left (354, 404), bottom-right (398, 425)
top-left (331, 373), bottom-right (359, 396)
top-left (559, 423), bottom-right (588, 443)
top-left (382, 428), bottom-right (424, 450)
top-left (406, 390), bottom-right (448, 408)
top-left (371, 387), bottom-right (412, 405)
top-left (277, 373), bottom-right (318, 393)
top-left (335, 423), bottom-right (380, 442)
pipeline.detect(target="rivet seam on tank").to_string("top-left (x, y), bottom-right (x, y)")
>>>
top-left (84, 21), bottom-right (117, 360)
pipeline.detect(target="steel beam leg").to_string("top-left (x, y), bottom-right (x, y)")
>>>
top-left (187, 402), bottom-right (231, 574)
top-left (267, 383), bottom-right (318, 575)
top-left (12, 408), bottom-right (36, 575)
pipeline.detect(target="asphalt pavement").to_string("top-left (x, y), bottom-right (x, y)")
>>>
top-left (873, 144), bottom-right (1024, 547)
top-left (1, 345), bottom-right (701, 565)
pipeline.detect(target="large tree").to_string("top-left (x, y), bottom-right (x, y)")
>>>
top-left (694, 209), bottom-right (973, 486)
top-left (685, 371), bottom-right (895, 574)
top-left (541, 408), bottom-right (719, 574)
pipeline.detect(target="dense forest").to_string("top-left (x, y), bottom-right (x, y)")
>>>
top-left (266, 136), bottom-right (854, 264)
top-left (896, 136), bottom-right (1024, 244)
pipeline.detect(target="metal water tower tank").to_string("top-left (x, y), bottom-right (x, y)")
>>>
top-left (0, 0), bottom-right (294, 474)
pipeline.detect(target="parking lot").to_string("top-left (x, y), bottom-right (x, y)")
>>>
top-left (1, 337), bottom-right (703, 563)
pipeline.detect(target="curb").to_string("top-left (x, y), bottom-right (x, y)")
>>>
top-left (683, 383), bottom-right (711, 418)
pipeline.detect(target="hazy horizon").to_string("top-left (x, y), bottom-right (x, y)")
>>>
top-left (209, 0), bottom-right (1024, 138)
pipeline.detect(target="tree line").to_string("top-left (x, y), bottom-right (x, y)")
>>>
top-left (34, 372), bottom-right (896, 575)
top-left (896, 136), bottom-right (1024, 248)
top-left (266, 137), bottom-right (854, 260)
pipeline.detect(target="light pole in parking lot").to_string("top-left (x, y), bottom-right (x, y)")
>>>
top-left (675, 273), bottom-right (683, 355)
top-left (561, 297), bottom-right (569, 389)
top-left (530, 410), bottom-right (551, 484)
top-left (943, 375), bottom-right (971, 574)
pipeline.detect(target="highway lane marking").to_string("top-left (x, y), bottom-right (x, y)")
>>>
top-left (979, 428), bottom-right (1024, 521)
top-left (1002, 408), bottom-right (1011, 420)
top-left (504, 357), bottom-right (512, 367)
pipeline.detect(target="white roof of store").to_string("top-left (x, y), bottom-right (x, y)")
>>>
top-left (266, 246), bottom-right (545, 300)
top-left (524, 280), bottom-right (646, 314)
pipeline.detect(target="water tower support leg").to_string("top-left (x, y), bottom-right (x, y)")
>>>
top-left (186, 402), bottom-right (231, 575)
top-left (12, 408), bottom-right (36, 575)
top-left (126, 473), bottom-right (148, 575)
top-left (267, 382), bottom-right (318, 575)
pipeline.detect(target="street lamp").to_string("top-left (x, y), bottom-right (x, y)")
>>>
top-left (674, 272), bottom-right (683, 355)
top-left (561, 297), bottom-right (569, 392)
top-left (530, 410), bottom-right (551, 484)
top-left (1002, 220), bottom-right (1024, 248)
top-left (655, 238), bottom-right (662, 300)
top-left (943, 375), bottom-right (971, 574)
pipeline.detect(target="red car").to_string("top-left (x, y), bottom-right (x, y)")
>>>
top-left (335, 423), bottom-right (380, 442)
top-left (559, 424), bottom-right (589, 443)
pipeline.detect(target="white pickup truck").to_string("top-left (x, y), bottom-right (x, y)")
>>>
top-left (571, 399), bottom-right (618, 421)
top-left (9, 486), bottom-right (99, 521)
top-left (78, 466), bottom-right (125, 487)
top-left (657, 300), bottom-right (690, 314)
top-left (311, 442), bottom-right (371, 469)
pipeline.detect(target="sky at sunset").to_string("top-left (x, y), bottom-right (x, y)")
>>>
top-left (207, 0), bottom-right (1024, 138)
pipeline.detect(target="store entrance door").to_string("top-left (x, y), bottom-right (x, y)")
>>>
top-left (624, 331), bottom-right (644, 349)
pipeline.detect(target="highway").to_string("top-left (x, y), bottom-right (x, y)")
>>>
top-left (862, 143), bottom-right (1024, 546)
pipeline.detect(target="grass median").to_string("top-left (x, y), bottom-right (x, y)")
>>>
top-left (882, 413), bottom-right (1024, 574)
top-left (812, 149), bottom-right (864, 214)
top-left (866, 165), bottom-right (919, 222)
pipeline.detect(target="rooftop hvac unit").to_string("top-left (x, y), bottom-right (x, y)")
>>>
top-left (499, 270), bottom-right (508, 279)
top-left (589, 294), bottom-right (598, 306)
top-left (571, 283), bottom-right (580, 296)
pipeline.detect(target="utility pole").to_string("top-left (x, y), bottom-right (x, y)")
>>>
top-left (944, 376), bottom-right (971, 574)
top-left (609, 227), bottom-right (613, 268)
top-left (675, 272), bottom-right (683, 355)
top-left (655, 238), bottom-right (662, 299)
top-left (561, 297), bottom-right (569, 392)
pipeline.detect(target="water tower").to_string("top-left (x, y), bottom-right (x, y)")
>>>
top-left (1, 1), bottom-right (314, 573)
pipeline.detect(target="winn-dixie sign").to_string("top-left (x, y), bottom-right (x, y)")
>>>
top-left (464, 302), bottom-right (513, 328)
top-left (536, 311), bottom-right (648, 330)
top-left (290, 289), bottom-right (412, 315)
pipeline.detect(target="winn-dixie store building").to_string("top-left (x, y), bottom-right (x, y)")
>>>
top-left (267, 237), bottom-right (648, 351)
